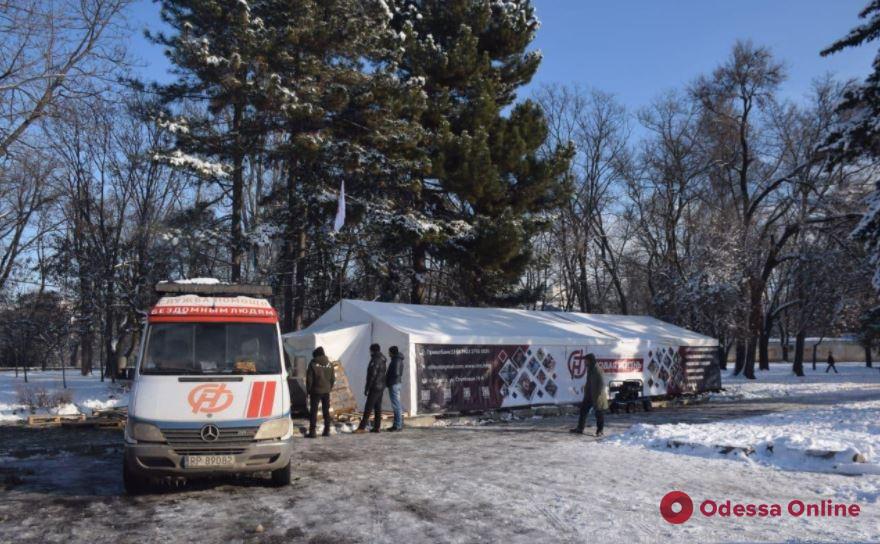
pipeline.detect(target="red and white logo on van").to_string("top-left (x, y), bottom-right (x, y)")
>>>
top-left (246, 381), bottom-right (277, 418)
top-left (188, 383), bottom-right (234, 414)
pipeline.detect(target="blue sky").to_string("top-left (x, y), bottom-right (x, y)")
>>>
top-left (127, 0), bottom-right (877, 110)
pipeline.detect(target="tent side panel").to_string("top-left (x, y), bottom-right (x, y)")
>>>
top-left (413, 342), bottom-right (648, 413)
top-left (679, 345), bottom-right (722, 393)
top-left (407, 340), bottom-right (418, 416)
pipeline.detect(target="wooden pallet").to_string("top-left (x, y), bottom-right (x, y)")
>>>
top-left (334, 410), bottom-right (395, 423)
top-left (60, 417), bottom-right (125, 429)
top-left (328, 362), bottom-right (358, 414)
top-left (91, 407), bottom-right (128, 418)
top-left (26, 414), bottom-right (86, 427)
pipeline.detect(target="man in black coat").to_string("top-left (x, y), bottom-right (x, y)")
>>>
top-left (355, 343), bottom-right (386, 433)
top-left (826, 352), bottom-right (839, 374)
top-left (570, 353), bottom-right (608, 437)
top-left (386, 346), bottom-right (405, 431)
top-left (306, 346), bottom-right (335, 438)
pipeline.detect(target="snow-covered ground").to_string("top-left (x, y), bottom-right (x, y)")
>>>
top-left (611, 399), bottom-right (880, 477)
top-left (2, 414), bottom-right (879, 543)
top-left (711, 361), bottom-right (880, 402)
top-left (1, 364), bottom-right (879, 542)
top-left (0, 370), bottom-right (128, 422)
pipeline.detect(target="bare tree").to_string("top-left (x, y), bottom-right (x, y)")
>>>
top-left (535, 84), bottom-right (632, 313)
top-left (0, 0), bottom-right (129, 157)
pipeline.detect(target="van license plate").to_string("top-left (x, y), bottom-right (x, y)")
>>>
top-left (185, 455), bottom-right (235, 468)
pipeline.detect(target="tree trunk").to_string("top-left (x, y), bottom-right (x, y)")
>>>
top-left (411, 242), bottom-right (427, 304)
top-left (743, 281), bottom-right (762, 379)
top-left (811, 339), bottom-right (822, 371)
top-left (744, 336), bottom-right (757, 379)
top-left (866, 343), bottom-right (873, 368)
top-left (80, 331), bottom-right (92, 376)
top-left (758, 327), bottom-right (770, 371)
top-left (293, 226), bottom-right (307, 331)
top-left (778, 321), bottom-right (789, 362)
top-left (721, 341), bottom-right (733, 371)
top-left (792, 329), bottom-right (805, 376)
top-left (99, 328), bottom-right (105, 382)
top-left (733, 340), bottom-right (745, 376)
top-left (230, 102), bottom-right (244, 283)
top-left (282, 165), bottom-right (297, 331)
top-left (104, 295), bottom-right (116, 382)
top-left (69, 341), bottom-right (78, 378)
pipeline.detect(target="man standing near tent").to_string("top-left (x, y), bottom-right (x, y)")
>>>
top-left (570, 353), bottom-right (608, 437)
top-left (355, 343), bottom-right (387, 433)
top-left (306, 346), bottom-right (335, 438)
top-left (386, 346), bottom-right (405, 431)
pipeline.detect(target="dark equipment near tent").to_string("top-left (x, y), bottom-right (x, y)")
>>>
top-left (609, 380), bottom-right (652, 414)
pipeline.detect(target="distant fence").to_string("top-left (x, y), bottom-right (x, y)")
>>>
top-left (726, 338), bottom-right (877, 363)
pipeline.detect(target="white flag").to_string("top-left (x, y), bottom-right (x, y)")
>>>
top-left (333, 180), bottom-right (346, 232)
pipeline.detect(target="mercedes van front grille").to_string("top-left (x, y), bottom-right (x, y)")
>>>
top-left (161, 426), bottom-right (257, 455)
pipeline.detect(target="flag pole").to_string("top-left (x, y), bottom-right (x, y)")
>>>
top-left (333, 180), bottom-right (346, 309)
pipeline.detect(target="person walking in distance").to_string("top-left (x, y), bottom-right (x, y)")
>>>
top-left (826, 351), bottom-right (839, 374)
top-left (355, 344), bottom-right (387, 433)
top-left (386, 346), bottom-right (405, 431)
top-left (306, 346), bottom-right (335, 438)
top-left (569, 353), bottom-right (608, 437)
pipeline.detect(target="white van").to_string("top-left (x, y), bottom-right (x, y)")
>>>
top-left (123, 282), bottom-right (293, 494)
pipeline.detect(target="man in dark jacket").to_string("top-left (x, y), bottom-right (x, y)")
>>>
top-left (355, 344), bottom-right (386, 433)
top-left (570, 353), bottom-right (608, 437)
top-left (826, 352), bottom-right (838, 374)
top-left (306, 346), bottom-right (335, 438)
top-left (386, 346), bottom-right (405, 431)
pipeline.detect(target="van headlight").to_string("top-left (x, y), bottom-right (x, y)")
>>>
top-left (254, 418), bottom-right (291, 440)
top-left (126, 421), bottom-right (166, 443)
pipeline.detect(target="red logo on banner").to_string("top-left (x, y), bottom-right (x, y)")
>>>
top-left (187, 384), bottom-right (234, 414)
top-left (660, 491), bottom-right (694, 524)
top-left (568, 350), bottom-right (587, 379)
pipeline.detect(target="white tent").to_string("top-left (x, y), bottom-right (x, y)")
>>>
top-left (282, 299), bottom-right (720, 416)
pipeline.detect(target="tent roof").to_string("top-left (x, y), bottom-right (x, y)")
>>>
top-left (282, 321), bottom-right (369, 349)
top-left (550, 312), bottom-right (717, 346)
top-left (314, 299), bottom-right (716, 346)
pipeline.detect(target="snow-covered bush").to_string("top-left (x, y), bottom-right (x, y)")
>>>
top-left (15, 385), bottom-right (73, 413)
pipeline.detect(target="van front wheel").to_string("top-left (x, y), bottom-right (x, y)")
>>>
top-left (123, 458), bottom-right (149, 495)
top-left (270, 460), bottom-right (292, 487)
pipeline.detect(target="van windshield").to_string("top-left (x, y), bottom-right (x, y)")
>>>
top-left (141, 322), bottom-right (281, 375)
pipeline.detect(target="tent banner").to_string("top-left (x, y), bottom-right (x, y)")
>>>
top-left (415, 343), bottom-right (645, 413)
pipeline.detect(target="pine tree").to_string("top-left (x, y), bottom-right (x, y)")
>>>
top-left (822, 2), bottom-right (880, 292)
top-left (147, 0), bottom-right (271, 282)
top-left (390, 0), bottom-right (572, 305)
top-left (257, 0), bottom-right (427, 327)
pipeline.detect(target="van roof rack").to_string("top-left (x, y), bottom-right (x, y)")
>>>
top-left (155, 281), bottom-right (273, 297)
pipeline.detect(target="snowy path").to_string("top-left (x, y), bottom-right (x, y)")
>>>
top-left (2, 364), bottom-right (880, 544)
